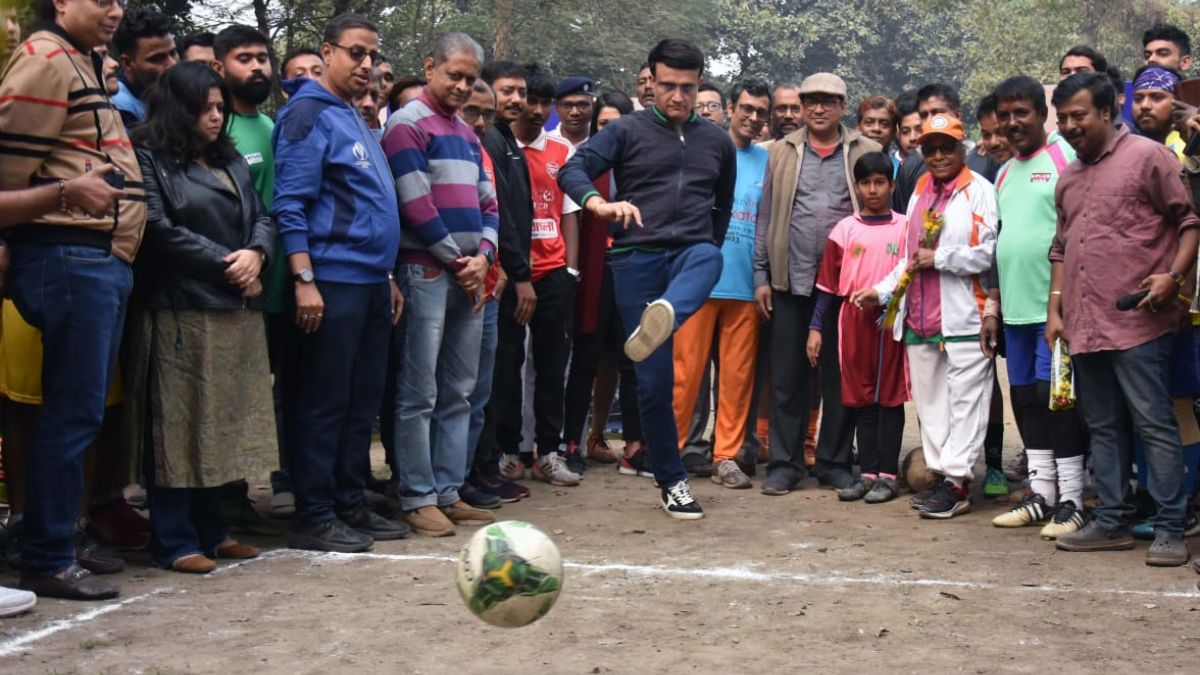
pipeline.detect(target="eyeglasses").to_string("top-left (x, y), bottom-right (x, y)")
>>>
top-left (735, 104), bottom-right (769, 119)
top-left (329, 42), bottom-right (381, 65)
top-left (694, 101), bottom-right (723, 112)
top-left (558, 101), bottom-right (593, 112)
top-left (921, 140), bottom-right (960, 156)
top-left (460, 106), bottom-right (496, 124)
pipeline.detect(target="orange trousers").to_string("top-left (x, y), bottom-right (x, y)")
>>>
top-left (672, 299), bottom-right (760, 462)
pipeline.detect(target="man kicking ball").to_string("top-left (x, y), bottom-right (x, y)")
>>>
top-left (558, 38), bottom-right (736, 519)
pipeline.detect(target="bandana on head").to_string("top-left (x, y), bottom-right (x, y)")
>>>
top-left (1133, 66), bottom-right (1181, 93)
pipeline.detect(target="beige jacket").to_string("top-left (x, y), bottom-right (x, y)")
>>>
top-left (753, 124), bottom-right (880, 291)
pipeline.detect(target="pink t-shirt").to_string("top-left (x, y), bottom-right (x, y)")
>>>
top-left (904, 176), bottom-right (957, 337)
top-left (816, 212), bottom-right (908, 297)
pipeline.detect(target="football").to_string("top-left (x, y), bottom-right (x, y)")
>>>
top-left (455, 520), bottom-right (564, 628)
top-left (901, 447), bottom-right (936, 492)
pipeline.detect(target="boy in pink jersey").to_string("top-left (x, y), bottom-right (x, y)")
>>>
top-left (808, 152), bottom-right (909, 503)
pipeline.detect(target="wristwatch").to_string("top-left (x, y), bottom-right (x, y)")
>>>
top-left (294, 268), bottom-right (315, 283)
top-left (1168, 269), bottom-right (1186, 287)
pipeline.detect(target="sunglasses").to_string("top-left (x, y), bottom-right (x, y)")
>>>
top-left (329, 42), bottom-right (381, 65)
top-left (921, 140), bottom-right (960, 156)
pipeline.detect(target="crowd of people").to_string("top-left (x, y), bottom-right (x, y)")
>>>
top-left (0, 1), bottom-right (1198, 619)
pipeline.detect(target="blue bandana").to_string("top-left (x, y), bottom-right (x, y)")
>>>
top-left (1133, 66), bottom-right (1181, 93)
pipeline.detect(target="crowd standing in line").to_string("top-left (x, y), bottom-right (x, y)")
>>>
top-left (0, 2), bottom-right (1198, 618)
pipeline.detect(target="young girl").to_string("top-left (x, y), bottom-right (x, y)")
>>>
top-left (807, 152), bottom-right (908, 504)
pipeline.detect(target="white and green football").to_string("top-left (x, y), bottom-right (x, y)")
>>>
top-left (455, 520), bottom-right (563, 628)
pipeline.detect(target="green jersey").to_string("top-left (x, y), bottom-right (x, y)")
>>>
top-left (227, 112), bottom-right (286, 313)
top-left (995, 133), bottom-right (1075, 325)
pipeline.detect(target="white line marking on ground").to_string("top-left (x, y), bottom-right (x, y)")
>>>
top-left (3, 546), bottom-right (1197, 656)
top-left (0, 588), bottom-right (172, 658)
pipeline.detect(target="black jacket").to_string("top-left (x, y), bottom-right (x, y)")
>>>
top-left (558, 108), bottom-right (736, 248)
top-left (136, 148), bottom-right (276, 311)
top-left (482, 122), bottom-right (534, 282)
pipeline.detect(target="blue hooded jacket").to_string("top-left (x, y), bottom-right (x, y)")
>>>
top-left (271, 78), bottom-right (401, 285)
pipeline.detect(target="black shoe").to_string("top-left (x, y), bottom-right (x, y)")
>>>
top-left (908, 476), bottom-right (944, 509)
top-left (682, 452), bottom-right (713, 477)
top-left (363, 488), bottom-right (399, 519)
top-left (289, 518), bottom-right (374, 553)
top-left (75, 525), bottom-right (125, 575)
top-left (337, 507), bottom-right (410, 541)
top-left (21, 563), bottom-right (119, 601)
top-left (564, 446), bottom-right (587, 476)
top-left (918, 480), bottom-right (971, 519)
top-left (459, 484), bottom-right (502, 510)
top-left (837, 476), bottom-right (873, 502)
top-left (222, 497), bottom-right (286, 537)
top-left (735, 446), bottom-right (757, 477)
top-left (660, 480), bottom-right (704, 520)
top-left (761, 469), bottom-right (801, 496)
top-left (816, 468), bottom-right (856, 490)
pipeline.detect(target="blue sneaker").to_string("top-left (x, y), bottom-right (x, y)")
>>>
top-left (1133, 512), bottom-right (1200, 540)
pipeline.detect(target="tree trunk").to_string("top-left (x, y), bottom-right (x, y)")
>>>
top-left (493, 0), bottom-right (513, 60)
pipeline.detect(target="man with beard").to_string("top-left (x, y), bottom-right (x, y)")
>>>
top-left (550, 76), bottom-right (595, 148)
top-left (1050, 72), bottom-right (1197, 567)
top-left (213, 25), bottom-right (300, 523)
top-left (768, 83), bottom-right (803, 142)
top-left (272, 13), bottom-right (408, 552)
top-left (491, 65), bottom-right (582, 485)
top-left (386, 32), bottom-right (499, 536)
top-left (111, 7), bottom-right (178, 128)
top-left (1132, 65), bottom-right (1187, 157)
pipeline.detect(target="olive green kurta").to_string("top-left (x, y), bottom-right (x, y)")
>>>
top-left (125, 307), bottom-right (274, 488)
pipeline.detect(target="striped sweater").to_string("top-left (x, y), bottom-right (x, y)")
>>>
top-left (383, 89), bottom-right (498, 270)
top-left (0, 25), bottom-right (146, 262)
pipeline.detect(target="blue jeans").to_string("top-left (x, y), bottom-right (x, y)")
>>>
top-left (7, 243), bottom-right (132, 575)
top-left (394, 264), bottom-right (483, 511)
top-left (291, 280), bottom-right (392, 526)
top-left (466, 299), bottom-right (499, 468)
top-left (143, 444), bottom-right (227, 568)
top-left (610, 244), bottom-right (723, 488)
top-left (1073, 334), bottom-right (1187, 534)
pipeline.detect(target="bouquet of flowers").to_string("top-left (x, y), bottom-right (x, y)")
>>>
top-left (1049, 338), bottom-right (1075, 411)
top-left (881, 210), bottom-right (944, 330)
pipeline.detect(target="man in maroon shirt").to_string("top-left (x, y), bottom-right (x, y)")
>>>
top-left (1047, 73), bottom-right (1199, 567)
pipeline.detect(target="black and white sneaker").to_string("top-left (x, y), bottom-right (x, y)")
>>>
top-left (991, 493), bottom-right (1049, 528)
top-left (1039, 500), bottom-right (1088, 540)
top-left (918, 479), bottom-right (970, 520)
top-left (660, 480), bottom-right (704, 520)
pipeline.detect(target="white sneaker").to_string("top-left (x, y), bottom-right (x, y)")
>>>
top-left (624, 299), bottom-right (675, 362)
top-left (269, 491), bottom-right (295, 518)
top-left (0, 585), bottom-right (36, 618)
top-left (534, 453), bottom-right (581, 486)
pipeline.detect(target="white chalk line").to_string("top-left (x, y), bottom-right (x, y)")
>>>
top-left (2, 546), bottom-right (1198, 656)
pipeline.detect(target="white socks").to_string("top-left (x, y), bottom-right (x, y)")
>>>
top-left (1056, 454), bottom-right (1086, 508)
top-left (1026, 448), bottom-right (1057, 504)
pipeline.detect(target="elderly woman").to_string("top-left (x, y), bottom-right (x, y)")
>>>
top-left (852, 114), bottom-right (997, 520)
top-left (127, 62), bottom-right (276, 573)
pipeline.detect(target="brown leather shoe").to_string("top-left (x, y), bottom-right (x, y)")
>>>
top-left (402, 505), bottom-right (456, 537)
top-left (171, 553), bottom-right (216, 574)
top-left (586, 433), bottom-right (620, 463)
top-left (21, 563), bottom-right (119, 600)
top-left (440, 500), bottom-right (496, 526)
top-left (214, 540), bottom-right (260, 560)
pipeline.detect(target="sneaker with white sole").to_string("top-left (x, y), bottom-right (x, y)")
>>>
top-left (534, 453), bottom-right (581, 486)
top-left (624, 299), bottom-right (675, 362)
top-left (0, 585), bottom-right (36, 618)
top-left (711, 459), bottom-right (751, 489)
top-left (1040, 500), bottom-right (1088, 540)
top-left (992, 493), bottom-right (1050, 528)
top-left (498, 453), bottom-right (526, 481)
top-left (660, 480), bottom-right (704, 520)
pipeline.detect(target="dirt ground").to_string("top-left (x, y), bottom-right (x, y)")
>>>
top-left (2, 406), bottom-right (1200, 674)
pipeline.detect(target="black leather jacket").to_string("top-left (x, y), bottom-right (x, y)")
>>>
top-left (136, 148), bottom-right (275, 311)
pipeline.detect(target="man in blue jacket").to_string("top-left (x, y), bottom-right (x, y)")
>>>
top-left (271, 13), bottom-right (409, 552)
top-left (558, 38), bottom-right (735, 520)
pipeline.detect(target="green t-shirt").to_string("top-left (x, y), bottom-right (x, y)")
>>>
top-left (995, 134), bottom-right (1075, 325)
top-left (227, 111), bottom-right (286, 313)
